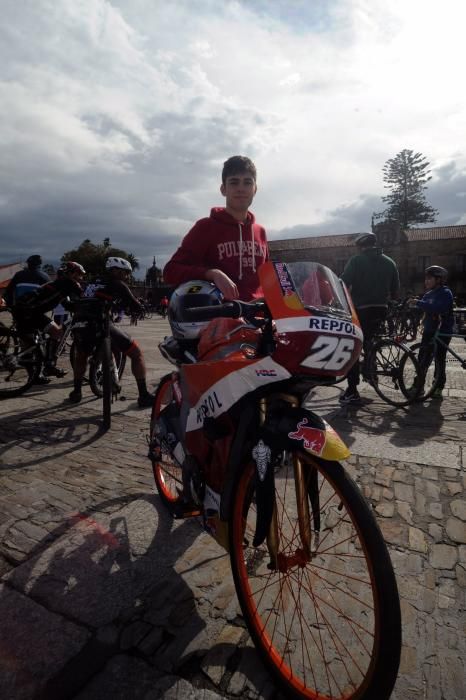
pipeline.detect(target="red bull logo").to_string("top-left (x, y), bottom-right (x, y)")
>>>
top-left (288, 418), bottom-right (325, 455)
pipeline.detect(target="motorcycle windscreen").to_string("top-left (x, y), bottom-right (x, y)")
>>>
top-left (259, 261), bottom-right (352, 321)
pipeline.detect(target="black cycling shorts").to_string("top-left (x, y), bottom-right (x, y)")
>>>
top-left (13, 311), bottom-right (52, 335)
top-left (73, 320), bottom-right (133, 355)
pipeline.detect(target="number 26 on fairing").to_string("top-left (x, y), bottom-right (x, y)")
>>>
top-left (301, 336), bottom-right (355, 371)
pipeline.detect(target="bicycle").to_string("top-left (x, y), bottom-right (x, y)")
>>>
top-left (148, 261), bottom-right (401, 700)
top-left (0, 320), bottom-right (48, 397)
top-left (70, 298), bottom-right (123, 429)
top-left (401, 324), bottom-right (466, 401)
top-left (386, 298), bottom-right (422, 342)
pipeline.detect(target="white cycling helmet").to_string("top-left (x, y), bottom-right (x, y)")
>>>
top-left (168, 280), bottom-right (223, 340)
top-left (106, 256), bottom-right (132, 272)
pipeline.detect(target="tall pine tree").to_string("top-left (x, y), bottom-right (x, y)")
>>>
top-left (373, 149), bottom-right (438, 228)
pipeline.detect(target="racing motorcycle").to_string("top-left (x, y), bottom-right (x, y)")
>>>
top-left (148, 260), bottom-right (401, 700)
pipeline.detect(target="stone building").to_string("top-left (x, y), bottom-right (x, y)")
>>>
top-left (269, 224), bottom-right (466, 299)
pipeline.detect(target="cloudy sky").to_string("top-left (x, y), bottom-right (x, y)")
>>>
top-left (1, 0), bottom-right (465, 277)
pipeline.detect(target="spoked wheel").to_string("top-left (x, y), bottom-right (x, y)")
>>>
top-left (367, 338), bottom-right (420, 406)
top-left (0, 329), bottom-right (40, 398)
top-left (229, 454), bottom-right (401, 700)
top-left (402, 341), bottom-right (439, 401)
top-left (89, 348), bottom-right (126, 398)
top-left (149, 374), bottom-right (184, 509)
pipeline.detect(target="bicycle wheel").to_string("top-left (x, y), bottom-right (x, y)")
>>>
top-left (229, 453), bottom-right (401, 700)
top-left (149, 374), bottom-right (183, 509)
top-left (89, 348), bottom-right (125, 398)
top-left (101, 337), bottom-right (112, 430)
top-left (367, 338), bottom-right (420, 407)
top-left (404, 341), bottom-right (440, 401)
top-left (0, 329), bottom-right (40, 397)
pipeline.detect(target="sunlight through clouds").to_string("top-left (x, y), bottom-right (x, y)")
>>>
top-left (0, 0), bottom-right (465, 271)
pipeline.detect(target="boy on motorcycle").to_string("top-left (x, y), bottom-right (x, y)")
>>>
top-left (164, 155), bottom-right (269, 301)
top-left (163, 156), bottom-right (268, 512)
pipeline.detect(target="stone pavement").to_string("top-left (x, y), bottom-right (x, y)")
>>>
top-left (0, 316), bottom-right (465, 700)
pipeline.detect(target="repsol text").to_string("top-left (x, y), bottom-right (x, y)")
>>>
top-left (309, 317), bottom-right (357, 336)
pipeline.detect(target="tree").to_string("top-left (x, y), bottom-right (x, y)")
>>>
top-left (373, 149), bottom-right (438, 228)
top-left (61, 238), bottom-right (140, 279)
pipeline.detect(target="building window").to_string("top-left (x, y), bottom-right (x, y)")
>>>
top-left (418, 256), bottom-right (431, 273)
top-left (458, 254), bottom-right (466, 273)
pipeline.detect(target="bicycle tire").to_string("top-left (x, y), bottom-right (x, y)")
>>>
top-left (89, 348), bottom-right (126, 398)
top-left (367, 338), bottom-right (420, 407)
top-left (101, 337), bottom-right (112, 429)
top-left (403, 341), bottom-right (440, 401)
top-left (229, 453), bottom-right (401, 700)
top-left (150, 374), bottom-right (184, 509)
top-left (0, 329), bottom-right (40, 398)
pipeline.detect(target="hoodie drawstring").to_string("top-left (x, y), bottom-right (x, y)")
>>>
top-left (238, 220), bottom-right (256, 279)
top-left (251, 221), bottom-right (256, 272)
top-left (238, 223), bottom-right (243, 280)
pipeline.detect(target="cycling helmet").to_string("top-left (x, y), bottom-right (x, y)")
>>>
top-left (106, 257), bottom-right (132, 272)
top-left (425, 265), bottom-right (448, 281)
top-left (168, 280), bottom-right (223, 340)
top-left (27, 255), bottom-right (42, 267)
top-left (60, 261), bottom-right (86, 275)
top-left (355, 232), bottom-right (377, 247)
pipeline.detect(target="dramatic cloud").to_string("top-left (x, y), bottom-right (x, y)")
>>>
top-left (0, 0), bottom-right (465, 274)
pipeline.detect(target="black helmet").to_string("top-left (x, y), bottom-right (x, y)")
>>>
top-left (27, 255), bottom-right (42, 267)
top-left (425, 265), bottom-right (448, 281)
top-left (355, 232), bottom-right (377, 247)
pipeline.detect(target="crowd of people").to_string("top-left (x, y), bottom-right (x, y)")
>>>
top-left (2, 154), bottom-right (456, 409)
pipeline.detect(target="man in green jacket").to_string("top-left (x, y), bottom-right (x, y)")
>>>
top-left (340, 232), bottom-right (400, 404)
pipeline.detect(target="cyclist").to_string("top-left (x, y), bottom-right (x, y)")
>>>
top-left (70, 257), bottom-right (154, 407)
top-left (411, 265), bottom-right (454, 399)
top-left (11, 261), bottom-right (85, 382)
top-left (3, 255), bottom-right (50, 307)
top-left (159, 295), bottom-right (169, 318)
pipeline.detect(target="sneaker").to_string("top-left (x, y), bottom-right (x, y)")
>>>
top-left (137, 393), bottom-right (154, 408)
top-left (339, 389), bottom-right (362, 405)
top-left (431, 387), bottom-right (443, 399)
top-left (69, 388), bottom-right (82, 403)
top-left (44, 365), bottom-right (67, 378)
top-left (33, 374), bottom-right (51, 385)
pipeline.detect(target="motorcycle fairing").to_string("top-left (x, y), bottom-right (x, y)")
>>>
top-left (261, 406), bottom-right (350, 461)
top-left (183, 357), bottom-right (291, 433)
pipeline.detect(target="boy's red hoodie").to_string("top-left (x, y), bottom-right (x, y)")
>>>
top-left (163, 208), bottom-right (269, 301)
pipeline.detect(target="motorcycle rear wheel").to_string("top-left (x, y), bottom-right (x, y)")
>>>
top-left (229, 453), bottom-right (401, 700)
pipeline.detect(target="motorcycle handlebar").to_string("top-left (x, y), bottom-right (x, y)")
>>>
top-left (183, 300), bottom-right (267, 323)
top-left (184, 301), bottom-right (242, 321)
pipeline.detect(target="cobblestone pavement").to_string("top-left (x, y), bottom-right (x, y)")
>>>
top-left (0, 317), bottom-right (465, 700)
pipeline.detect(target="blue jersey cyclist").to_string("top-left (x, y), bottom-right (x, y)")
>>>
top-left (412, 265), bottom-right (454, 399)
top-left (70, 257), bottom-right (154, 408)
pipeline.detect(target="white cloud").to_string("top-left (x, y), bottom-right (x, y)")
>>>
top-left (0, 0), bottom-right (465, 274)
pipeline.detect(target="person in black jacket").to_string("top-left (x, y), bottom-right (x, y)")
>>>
top-left (70, 257), bottom-right (154, 407)
top-left (3, 255), bottom-right (50, 307)
top-left (12, 261), bottom-right (85, 382)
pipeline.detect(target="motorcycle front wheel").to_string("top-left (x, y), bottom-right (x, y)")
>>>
top-left (229, 453), bottom-right (401, 700)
